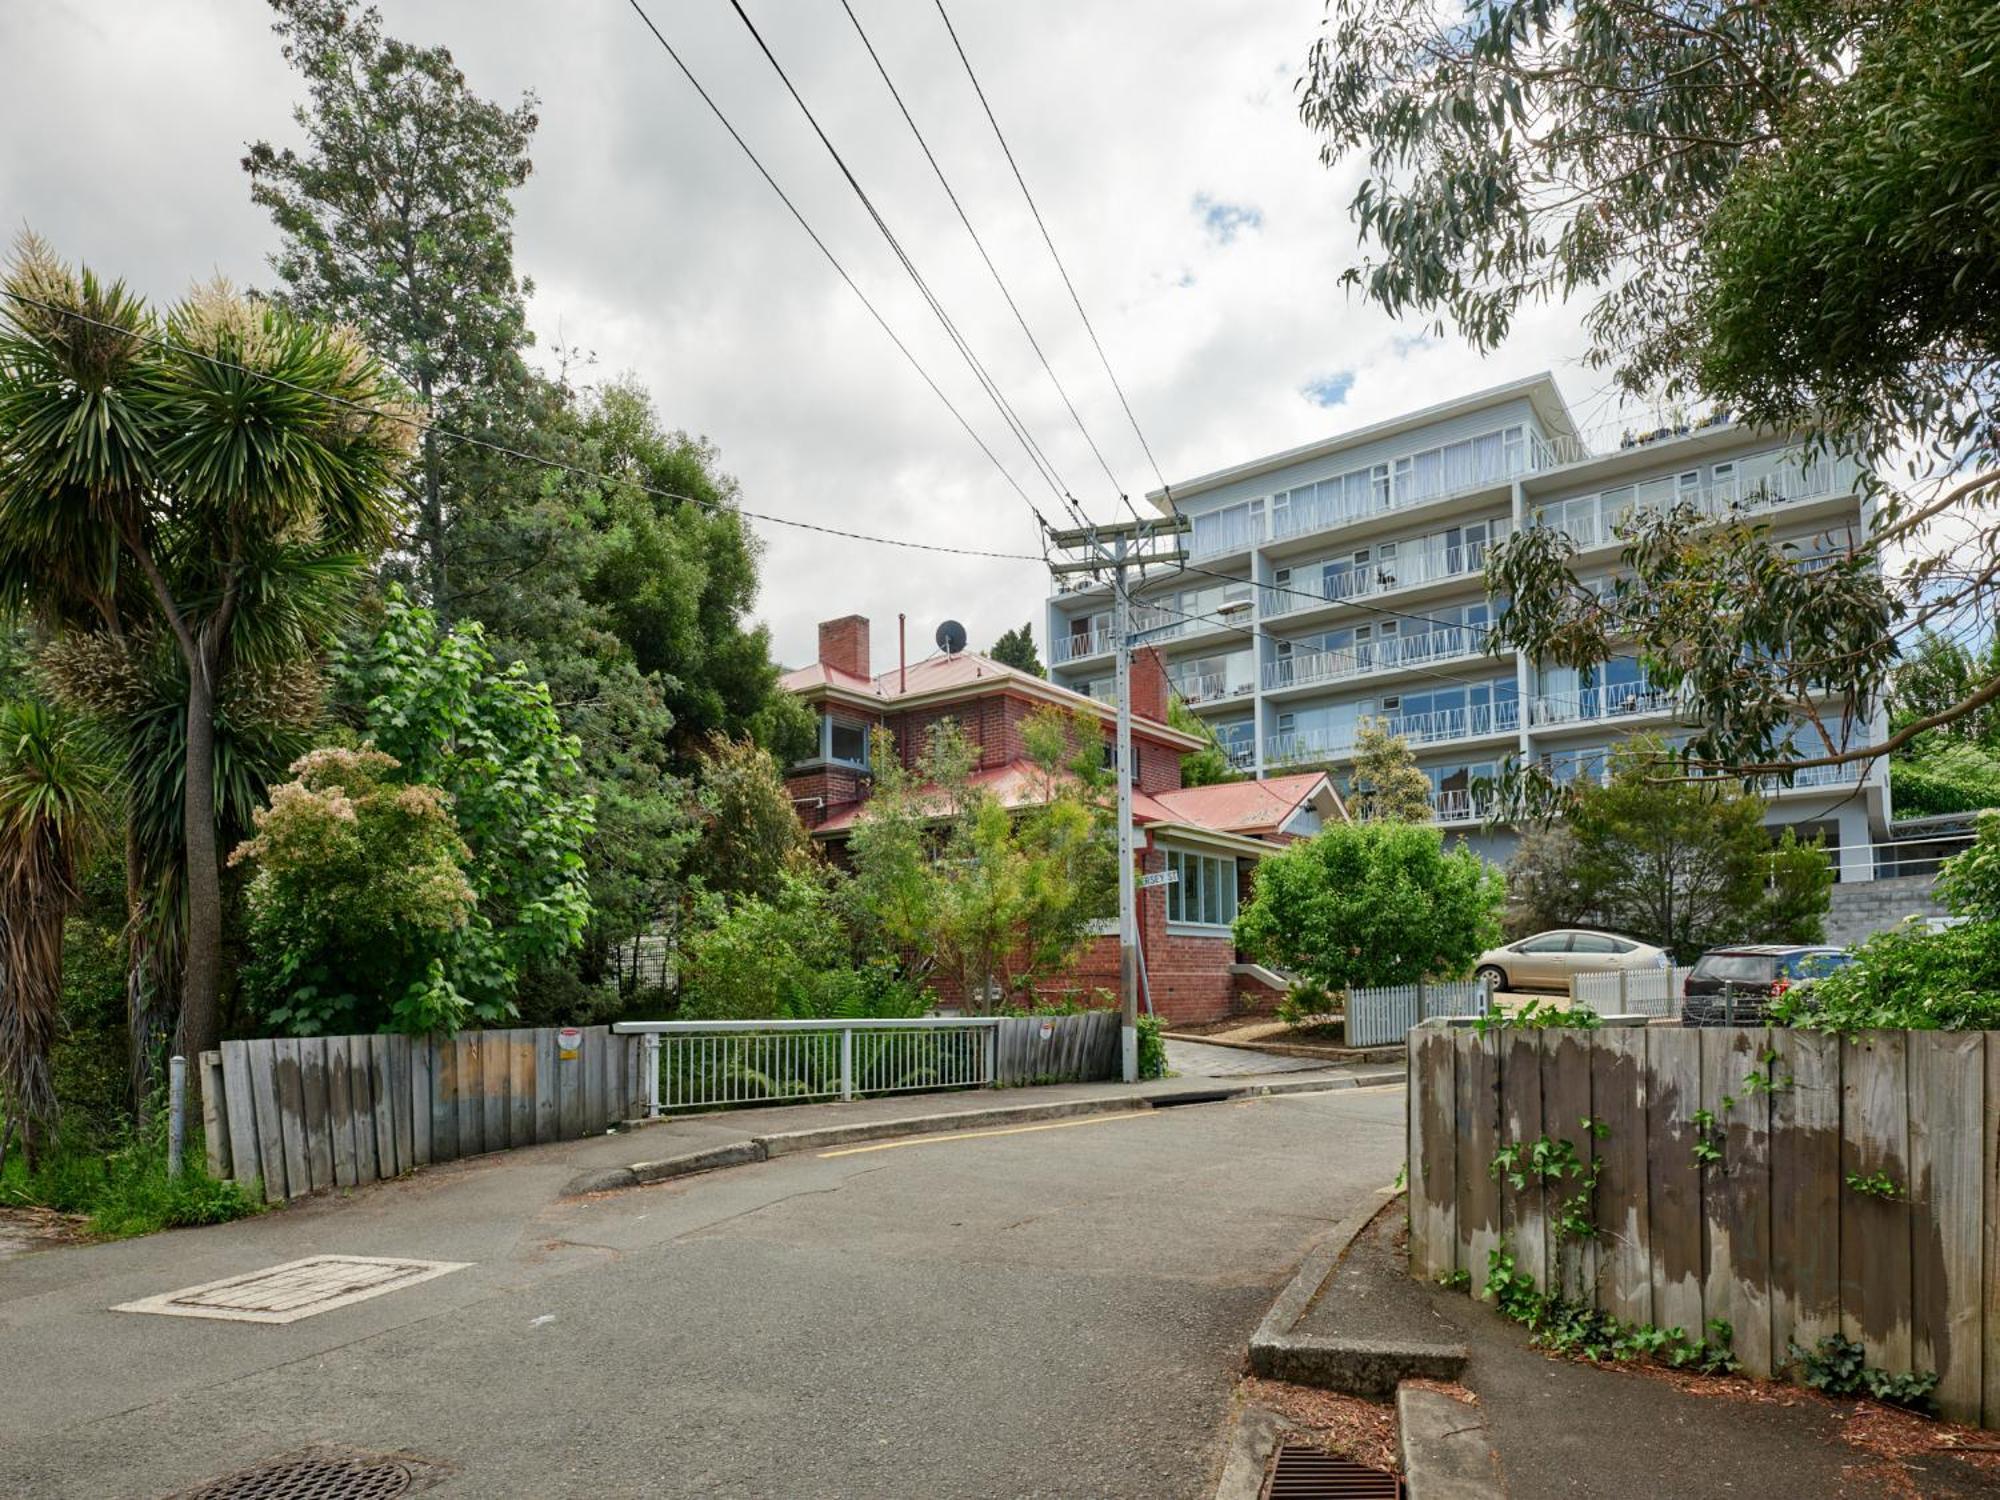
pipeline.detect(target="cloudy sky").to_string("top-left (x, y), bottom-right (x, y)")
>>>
top-left (2, 0), bottom-right (1622, 668)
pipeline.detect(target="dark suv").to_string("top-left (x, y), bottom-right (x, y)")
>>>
top-left (1680, 945), bottom-right (1853, 1027)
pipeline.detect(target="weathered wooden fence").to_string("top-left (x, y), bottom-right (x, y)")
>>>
top-left (991, 1010), bottom-right (1120, 1085)
top-left (202, 1026), bottom-right (647, 1205)
top-left (1407, 1023), bottom-right (2000, 1424)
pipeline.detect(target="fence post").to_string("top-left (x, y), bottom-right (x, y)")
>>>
top-left (983, 1025), bottom-right (997, 1088)
top-left (641, 1033), bottom-right (661, 1118)
top-left (1617, 968), bottom-right (1629, 1012)
top-left (1417, 976), bottom-right (1429, 1023)
top-left (1480, 971), bottom-right (1494, 1015)
top-left (840, 1026), bottom-right (855, 1101)
top-left (167, 1054), bottom-right (186, 1177)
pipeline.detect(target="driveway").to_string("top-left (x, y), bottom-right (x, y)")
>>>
top-left (0, 1082), bottom-right (1404, 1499)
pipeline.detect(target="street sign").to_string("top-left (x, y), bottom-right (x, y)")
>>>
top-left (1136, 870), bottom-right (1178, 890)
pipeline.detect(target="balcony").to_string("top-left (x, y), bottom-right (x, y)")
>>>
top-left (1429, 789), bottom-right (1492, 824)
top-left (1533, 453), bottom-right (1864, 553)
top-left (1169, 667), bottom-right (1256, 707)
top-left (1262, 625), bottom-right (1493, 693)
top-left (1529, 684), bottom-right (1681, 728)
top-left (1224, 741), bottom-right (1257, 771)
top-left (1188, 512), bottom-right (1266, 561)
top-left (1051, 623), bottom-right (1114, 664)
top-left (1265, 699), bottom-right (1522, 767)
top-left (1264, 533), bottom-right (1505, 619)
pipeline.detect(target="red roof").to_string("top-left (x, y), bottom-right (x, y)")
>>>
top-left (779, 649), bottom-right (1049, 702)
top-left (813, 760), bottom-right (1338, 842)
top-left (1151, 773), bottom-right (1339, 836)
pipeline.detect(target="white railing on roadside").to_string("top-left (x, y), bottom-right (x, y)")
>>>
top-left (1347, 977), bottom-right (1492, 1048)
top-left (614, 1017), bottom-right (999, 1116)
top-left (1569, 966), bottom-right (1691, 1016)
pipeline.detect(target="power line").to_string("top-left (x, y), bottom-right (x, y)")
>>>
top-left (0, 286), bottom-right (1045, 564)
top-left (931, 0), bottom-right (1177, 528)
top-left (717, 0), bottom-right (1093, 532)
top-left (616, 0), bottom-right (1052, 542)
top-left (837, 0), bottom-right (1130, 511)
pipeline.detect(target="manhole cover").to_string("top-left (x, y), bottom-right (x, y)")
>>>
top-left (116, 1255), bottom-right (469, 1324)
top-left (1263, 1443), bottom-right (1403, 1498)
top-left (165, 1446), bottom-right (451, 1499)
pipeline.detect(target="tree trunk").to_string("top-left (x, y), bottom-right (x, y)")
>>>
top-left (177, 667), bottom-right (225, 1063)
top-left (420, 382), bottom-right (448, 626)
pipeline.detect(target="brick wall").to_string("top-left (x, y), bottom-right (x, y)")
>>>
top-left (784, 764), bottom-right (868, 831)
top-left (818, 615), bottom-right (871, 679)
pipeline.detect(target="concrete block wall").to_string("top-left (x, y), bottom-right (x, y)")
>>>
top-left (1822, 874), bottom-right (1949, 948)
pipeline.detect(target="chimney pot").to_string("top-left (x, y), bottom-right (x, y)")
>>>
top-left (817, 615), bottom-right (871, 681)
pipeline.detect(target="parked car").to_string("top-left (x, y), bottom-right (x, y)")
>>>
top-left (1679, 944), bottom-right (1853, 1027)
top-left (1473, 930), bottom-right (1669, 993)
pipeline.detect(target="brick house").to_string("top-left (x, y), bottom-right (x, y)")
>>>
top-left (779, 614), bottom-right (1346, 1024)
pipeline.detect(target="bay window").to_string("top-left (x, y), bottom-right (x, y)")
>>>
top-left (1164, 846), bottom-right (1239, 928)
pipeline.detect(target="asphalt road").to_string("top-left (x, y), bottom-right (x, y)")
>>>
top-left (0, 1082), bottom-right (1404, 1499)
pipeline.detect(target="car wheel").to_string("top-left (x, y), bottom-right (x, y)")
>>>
top-left (1475, 964), bottom-right (1507, 993)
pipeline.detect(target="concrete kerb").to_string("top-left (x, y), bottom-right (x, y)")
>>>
top-left (1397, 1385), bottom-right (1506, 1499)
top-left (562, 1070), bottom-right (1404, 1196)
top-left (1247, 1196), bottom-right (1469, 1401)
top-left (1163, 1031), bottom-right (1404, 1065)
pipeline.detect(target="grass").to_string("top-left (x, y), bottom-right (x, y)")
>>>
top-left (1, 1118), bottom-right (263, 1241)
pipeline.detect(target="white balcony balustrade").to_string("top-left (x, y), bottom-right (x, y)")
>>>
top-left (1529, 684), bottom-right (1681, 727)
top-left (1262, 625), bottom-right (1492, 692)
top-left (1264, 534), bottom-right (1505, 618)
top-left (1051, 623), bottom-right (1115, 664)
top-left (1264, 699), bottom-right (1521, 767)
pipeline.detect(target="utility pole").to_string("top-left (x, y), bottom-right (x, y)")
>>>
top-left (1047, 513), bottom-right (1190, 1082)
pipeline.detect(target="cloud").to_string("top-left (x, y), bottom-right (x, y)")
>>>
top-left (0, 0), bottom-right (1595, 667)
top-left (1301, 370), bottom-right (1356, 408)
top-left (1192, 191), bottom-right (1264, 245)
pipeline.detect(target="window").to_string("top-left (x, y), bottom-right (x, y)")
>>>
top-left (1515, 933), bottom-right (1572, 954)
top-left (825, 715), bottom-right (869, 768)
top-left (1164, 847), bottom-right (1238, 927)
top-left (1570, 934), bottom-right (1624, 955)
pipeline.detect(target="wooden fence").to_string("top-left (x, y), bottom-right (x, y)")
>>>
top-left (1407, 1023), bottom-right (2000, 1425)
top-left (991, 1010), bottom-right (1120, 1085)
top-left (201, 1026), bottom-right (647, 1205)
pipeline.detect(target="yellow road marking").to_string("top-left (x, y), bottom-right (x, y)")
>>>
top-left (817, 1110), bottom-right (1156, 1157)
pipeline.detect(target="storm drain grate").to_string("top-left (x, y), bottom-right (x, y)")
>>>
top-left (165, 1446), bottom-right (451, 1499)
top-left (1262, 1444), bottom-right (1403, 1499)
top-left (116, 1255), bottom-right (469, 1324)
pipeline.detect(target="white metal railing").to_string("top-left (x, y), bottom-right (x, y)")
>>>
top-left (1052, 624), bottom-right (1114, 664)
top-left (1262, 625), bottom-right (1492, 693)
top-left (1533, 453), bottom-right (1862, 553)
top-left (1265, 699), bottom-right (1521, 767)
top-left (1264, 533), bottom-right (1505, 618)
top-left (1224, 741), bottom-right (1257, 770)
top-left (1347, 977), bottom-right (1491, 1048)
top-left (614, 1018), bottom-right (999, 1116)
top-left (1428, 789), bottom-right (1491, 824)
top-left (1190, 513), bottom-right (1265, 559)
top-left (1569, 966), bottom-right (1691, 1017)
top-left (1170, 667), bottom-right (1255, 706)
top-left (1529, 684), bottom-right (1681, 727)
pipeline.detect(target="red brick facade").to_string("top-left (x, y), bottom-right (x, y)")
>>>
top-left (817, 615), bottom-right (871, 680)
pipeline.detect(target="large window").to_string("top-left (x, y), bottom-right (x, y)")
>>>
top-left (1164, 847), bottom-right (1239, 928)
top-left (823, 714), bottom-right (870, 768)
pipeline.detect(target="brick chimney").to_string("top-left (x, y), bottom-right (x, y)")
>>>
top-left (1129, 645), bottom-right (1169, 724)
top-left (817, 615), bottom-right (871, 680)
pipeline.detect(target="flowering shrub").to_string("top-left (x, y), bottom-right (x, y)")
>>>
top-left (231, 747), bottom-right (487, 1035)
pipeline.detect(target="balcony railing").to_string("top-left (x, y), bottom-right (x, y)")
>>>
top-left (1189, 513), bottom-right (1266, 560)
top-left (1051, 624), bottom-right (1114, 664)
top-left (1535, 454), bottom-right (1862, 553)
top-left (1265, 699), bottom-right (1521, 766)
top-left (1264, 533), bottom-right (1505, 618)
top-left (1428, 789), bottom-right (1491, 824)
top-left (1170, 668), bottom-right (1256, 707)
top-left (1263, 625), bottom-right (1493, 693)
top-left (1224, 742), bottom-right (1257, 771)
top-left (1529, 684), bottom-right (1681, 727)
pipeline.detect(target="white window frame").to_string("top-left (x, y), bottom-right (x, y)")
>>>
top-left (1163, 845), bottom-right (1239, 931)
top-left (823, 713), bottom-right (871, 769)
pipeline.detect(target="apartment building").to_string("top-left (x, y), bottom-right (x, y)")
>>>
top-left (1044, 373), bottom-right (1891, 879)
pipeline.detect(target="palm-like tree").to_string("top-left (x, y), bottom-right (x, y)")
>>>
top-left (0, 237), bottom-right (413, 1062)
top-left (0, 701), bottom-right (107, 1170)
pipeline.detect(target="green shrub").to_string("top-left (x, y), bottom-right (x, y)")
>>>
top-left (1774, 919), bottom-right (2000, 1032)
top-left (1136, 1013), bottom-right (1167, 1080)
top-left (678, 871), bottom-right (922, 1021)
top-left (1, 1117), bottom-right (262, 1240)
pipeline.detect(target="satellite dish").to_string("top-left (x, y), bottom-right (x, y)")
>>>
top-left (936, 619), bottom-right (967, 655)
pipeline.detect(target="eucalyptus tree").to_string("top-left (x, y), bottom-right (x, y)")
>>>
top-left (1300, 0), bottom-right (2000, 779)
top-left (0, 702), bottom-right (108, 1169)
top-left (0, 239), bottom-right (413, 1061)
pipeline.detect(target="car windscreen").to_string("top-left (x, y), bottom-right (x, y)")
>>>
top-left (1691, 954), bottom-right (1776, 984)
top-left (1785, 952), bottom-right (1853, 980)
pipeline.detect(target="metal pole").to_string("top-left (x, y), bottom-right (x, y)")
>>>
top-left (643, 1033), bottom-right (661, 1117)
top-left (841, 1025), bottom-right (855, 1101)
top-left (1114, 544), bottom-right (1138, 1084)
top-left (167, 1054), bottom-right (186, 1177)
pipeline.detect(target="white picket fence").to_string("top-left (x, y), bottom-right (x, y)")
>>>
top-left (1568, 964), bottom-right (1692, 1016)
top-left (1345, 977), bottom-right (1492, 1048)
